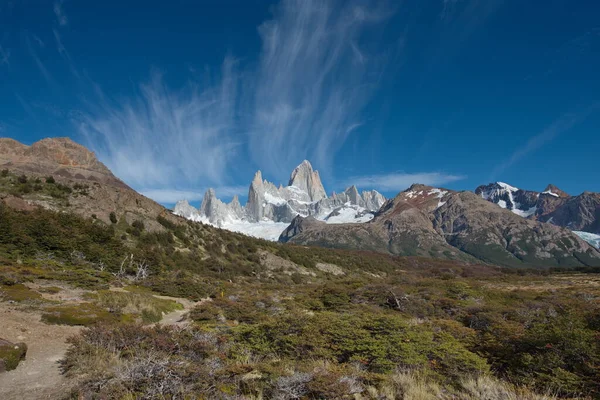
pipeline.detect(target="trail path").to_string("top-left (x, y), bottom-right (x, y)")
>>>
top-left (0, 286), bottom-right (201, 400)
top-left (0, 303), bottom-right (81, 400)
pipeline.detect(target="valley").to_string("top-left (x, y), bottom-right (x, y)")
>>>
top-left (0, 138), bottom-right (599, 399)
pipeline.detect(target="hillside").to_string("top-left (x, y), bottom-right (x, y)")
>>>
top-left (281, 184), bottom-right (600, 268)
top-left (1, 137), bottom-right (599, 399)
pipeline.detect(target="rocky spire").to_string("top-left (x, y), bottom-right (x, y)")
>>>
top-left (288, 160), bottom-right (327, 202)
top-left (199, 188), bottom-right (217, 217)
top-left (362, 190), bottom-right (386, 211)
top-left (246, 171), bottom-right (265, 222)
top-left (229, 195), bottom-right (244, 219)
top-left (172, 199), bottom-right (198, 220)
top-left (344, 185), bottom-right (361, 205)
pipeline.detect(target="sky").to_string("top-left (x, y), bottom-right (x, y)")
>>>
top-left (1, 0), bottom-right (599, 206)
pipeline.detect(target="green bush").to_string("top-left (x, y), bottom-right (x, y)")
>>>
top-left (0, 340), bottom-right (27, 371)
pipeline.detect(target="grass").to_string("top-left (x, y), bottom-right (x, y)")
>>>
top-left (0, 340), bottom-right (27, 372)
top-left (41, 303), bottom-right (119, 326)
top-left (0, 283), bottom-right (42, 302)
top-left (60, 324), bottom-right (566, 400)
top-left (87, 289), bottom-right (184, 323)
top-left (0, 183), bottom-right (599, 398)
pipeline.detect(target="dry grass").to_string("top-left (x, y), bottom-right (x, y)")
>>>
top-left (369, 372), bottom-right (563, 400)
top-left (87, 290), bottom-right (184, 323)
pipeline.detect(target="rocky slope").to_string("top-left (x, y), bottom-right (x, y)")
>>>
top-left (476, 182), bottom-right (600, 234)
top-left (173, 160), bottom-right (386, 239)
top-left (0, 137), bottom-right (179, 231)
top-left (280, 184), bottom-right (600, 268)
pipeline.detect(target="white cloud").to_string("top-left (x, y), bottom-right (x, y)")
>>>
top-left (75, 59), bottom-right (240, 192)
top-left (75, 0), bottom-right (394, 205)
top-left (140, 186), bottom-right (247, 204)
top-left (248, 0), bottom-right (391, 180)
top-left (346, 172), bottom-right (465, 191)
top-left (54, 1), bottom-right (68, 26)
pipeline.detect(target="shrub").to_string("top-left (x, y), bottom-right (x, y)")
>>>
top-left (132, 220), bottom-right (145, 231)
top-left (41, 303), bottom-right (118, 326)
top-left (45, 175), bottom-right (55, 184)
top-left (109, 212), bottom-right (118, 224)
top-left (0, 339), bottom-right (27, 371)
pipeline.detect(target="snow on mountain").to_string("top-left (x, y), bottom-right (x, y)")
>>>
top-left (323, 204), bottom-right (375, 224)
top-left (173, 160), bottom-right (386, 240)
top-left (475, 182), bottom-right (539, 218)
top-left (476, 182), bottom-right (600, 240)
top-left (173, 200), bottom-right (206, 222)
top-left (573, 231), bottom-right (600, 249)
top-left (541, 190), bottom-right (559, 197)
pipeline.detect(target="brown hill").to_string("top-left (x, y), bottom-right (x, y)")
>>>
top-left (0, 137), bottom-right (176, 230)
top-left (280, 184), bottom-right (600, 268)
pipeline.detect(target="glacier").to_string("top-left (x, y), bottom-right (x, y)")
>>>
top-left (573, 231), bottom-right (600, 249)
top-left (173, 160), bottom-right (386, 240)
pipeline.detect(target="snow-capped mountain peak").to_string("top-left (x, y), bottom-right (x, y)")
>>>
top-left (541, 184), bottom-right (569, 198)
top-left (173, 161), bottom-right (386, 240)
top-left (287, 160), bottom-right (327, 202)
top-left (475, 182), bottom-right (539, 217)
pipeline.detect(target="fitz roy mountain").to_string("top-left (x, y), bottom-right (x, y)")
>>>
top-left (476, 182), bottom-right (600, 247)
top-left (1, 137), bottom-right (598, 268)
top-left (279, 184), bottom-right (600, 268)
top-left (173, 160), bottom-right (386, 240)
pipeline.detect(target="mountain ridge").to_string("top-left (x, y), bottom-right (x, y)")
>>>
top-left (173, 160), bottom-right (387, 239)
top-left (281, 184), bottom-right (600, 268)
top-left (476, 181), bottom-right (600, 234)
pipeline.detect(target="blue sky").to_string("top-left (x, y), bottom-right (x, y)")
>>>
top-left (1, 0), bottom-right (599, 205)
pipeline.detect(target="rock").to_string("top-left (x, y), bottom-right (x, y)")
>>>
top-left (172, 200), bottom-right (199, 220)
top-left (288, 160), bottom-right (327, 202)
top-left (0, 137), bottom-right (183, 230)
top-left (477, 182), bottom-right (600, 234)
top-left (281, 185), bottom-right (600, 268)
top-left (0, 137), bottom-right (124, 188)
top-left (179, 161), bottom-right (387, 226)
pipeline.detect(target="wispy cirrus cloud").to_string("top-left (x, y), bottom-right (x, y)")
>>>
top-left (140, 186), bottom-right (247, 204)
top-left (26, 35), bottom-right (56, 87)
top-left (491, 104), bottom-right (600, 179)
top-left (53, 1), bottom-right (68, 26)
top-left (75, 0), bottom-right (394, 200)
top-left (345, 172), bottom-right (465, 192)
top-left (249, 0), bottom-right (391, 180)
top-left (75, 59), bottom-right (240, 191)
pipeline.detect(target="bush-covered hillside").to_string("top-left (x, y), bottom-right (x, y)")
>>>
top-left (1, 202), bottom-right (599, 399)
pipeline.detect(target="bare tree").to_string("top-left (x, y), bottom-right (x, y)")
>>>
top-left (134, 259), bottom-right (150, 281)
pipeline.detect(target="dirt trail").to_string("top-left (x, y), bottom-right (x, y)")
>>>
top-left (0, 287), bottom-right (204, 399)
top-left (0, 303), bottom-right (81, 400)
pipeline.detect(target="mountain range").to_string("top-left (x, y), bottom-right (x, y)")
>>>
top-left (1, 137), bottom-right (598, 268)
top-left (173, 160), bottom-right (386, 240)
top-left (280, 184), bottom-right (600, 268)
top-left (476, 182), bottom-right (600, 234)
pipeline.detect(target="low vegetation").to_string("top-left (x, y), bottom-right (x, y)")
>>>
top-left (0, 339), bottom-right (27, 372)
top-left (1, 198), bottom-right (599, 398)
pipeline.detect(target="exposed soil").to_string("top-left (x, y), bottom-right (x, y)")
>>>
top-left (0, 302), bottom-right (81, 400)
top-left (0, 286), bottom-right (203, 399)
